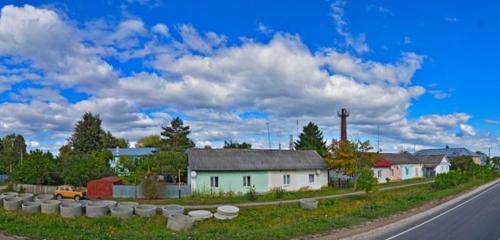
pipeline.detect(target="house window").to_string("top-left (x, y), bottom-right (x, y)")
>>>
top-left (283, 174), bottom-right (291, 186)
top-left (243, 176), bottom-right (251, 187)
top-left (210, 176), bottom-right (219, 188)
top-left (308, 174), bottom-right (315, 184)
top-left (391, 168), bottom-right (394, 176)
top-left (377, 170), bottom-right (382, 178)
top-left (405, 167), bottom-right (409, 175)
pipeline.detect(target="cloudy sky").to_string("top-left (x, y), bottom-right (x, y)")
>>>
top-left (0, 0), bottom-right (499, 155)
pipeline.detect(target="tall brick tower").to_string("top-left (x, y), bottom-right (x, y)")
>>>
top-left (337, 108), bottom-right (349, 143)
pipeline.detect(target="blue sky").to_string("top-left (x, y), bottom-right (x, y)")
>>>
top-left (0, 0), bottom-right (498, 155)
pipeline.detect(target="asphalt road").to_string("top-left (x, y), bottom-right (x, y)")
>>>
top-left (375, 181), bottom-right (500, 240)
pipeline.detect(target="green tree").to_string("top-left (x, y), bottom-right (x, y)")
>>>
top-left (161, 117), bottom-right (195, 152)
top-left (61, 150), bottom-right (113, 186)
top-left (102, 131), bottom-right (129, 148)
top-left (136, 135), bottom-right (163, 148)
top-left (294, 122), bottom-right (327, 157)
top-left (491, 156), bottom-right (500, 168)
top-left (356, 168), bottom-right (377, 193)
top-left (69, 112), bottom-right (105, 153)
top-left (451, 156), bottom-right (475, 171)
top-left (13, 150), bottom-right (61, 185)
top-left (223, 140), bottom-right (252, 149)
top-left (0, 133), bottom-right (27, 173)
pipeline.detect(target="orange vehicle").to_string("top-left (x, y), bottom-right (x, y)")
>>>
top-left (53, 185), bottom-right (86, 200)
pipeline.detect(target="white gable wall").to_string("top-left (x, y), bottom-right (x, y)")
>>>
top-left (268, 169), bottom-right (327, 191)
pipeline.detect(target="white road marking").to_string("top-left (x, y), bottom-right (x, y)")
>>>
top-left (384, 183), bottom-right (500, 240)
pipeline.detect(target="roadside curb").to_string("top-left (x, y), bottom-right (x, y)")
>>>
top-left (341, 178), bottom-right (500, 240)
top-left (184, 181), bottom-right (434, 209)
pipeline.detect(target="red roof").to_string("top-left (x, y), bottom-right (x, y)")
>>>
top-left (88, 176), bottom-right (121, 184)
top-left (374, 160), bottom-right (392, 168)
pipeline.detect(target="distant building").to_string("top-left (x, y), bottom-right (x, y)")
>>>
top-left (381, 153), bottom-right (423, 181)
top-left (187, 148), bottom-right (328, 194)
top-left (417, 155), bottom-right (451, 177)
top-left (372, 160), bottom-right (393, 183)
top-left (107, 147), bottom-right (158, 175)
top-left (415, 146), bottom-right (484, 165)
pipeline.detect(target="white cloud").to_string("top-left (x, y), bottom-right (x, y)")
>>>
top-left (330, 1), bottom-right (369, 54)
top-left (257, 22), bottom-right (273, 34)
top-left (429, 90), bottom-right (451, 100)
top-left (0, 4), bottom-right (497, 155)
top-left (152, 23), bottom-right (169, 36)
top-left (485, 119), bottom-right (499, 125)
top-left (445, 17), bottom-right (458, 23)
top-left (404, 36), bottom-right (412, 44)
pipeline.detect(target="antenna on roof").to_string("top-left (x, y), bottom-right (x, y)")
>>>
top-left (289, 135), bottom-right (294, 150)
top-left (266, 122), bottom-right (271, 149)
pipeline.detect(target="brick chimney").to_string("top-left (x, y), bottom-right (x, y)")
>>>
top-left (337, 108), bottom-right (350, 143)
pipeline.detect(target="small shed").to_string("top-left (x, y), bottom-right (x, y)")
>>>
top-left (87, 176), bottom-right (122, 199)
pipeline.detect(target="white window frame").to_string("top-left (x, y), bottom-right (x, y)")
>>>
top-left (243, 176), bottom-right (251, 187)
top-left (283, 174), bottom-right (291, 186)
top-left (210, 176), bottom-right (219, 188)
top-left (308, 174), bottom-right (314, 184)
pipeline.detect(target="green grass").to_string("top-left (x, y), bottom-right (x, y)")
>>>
top-left (0, 176), bottom-right (492, 240)
top-left (116, 177), bottom-right (433, 205)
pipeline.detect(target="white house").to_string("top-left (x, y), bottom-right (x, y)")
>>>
top-left (417, 155), bottom-right (451, 177)
top-left (372, 160), bottom-right (393, 183)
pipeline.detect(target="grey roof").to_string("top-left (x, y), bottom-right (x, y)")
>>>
top-left (187, 148), bottom-right (326, 171)
top-left (107, 147), bottom-right (158, 157)
top-left (416, 155), bottom-right (447, 168)
top-left (414, 147), bottom-right (478, 157)
top-left (381, 153), bottom-right (421, 165)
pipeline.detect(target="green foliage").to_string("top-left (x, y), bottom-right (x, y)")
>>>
top-left (0, 133), bottom-right (27, 174)
top-left (271, 187), bottom-right (286, 199)
top-left (450, 156), bottom-right (475, 171)
top-left (356, 168), bottom-right (377, 192)
top-left (223, 140), bottom-right (252, 149)
top-left (12, 150), bottom-right (61, 185)
top-left (119, 151), bottom-right (187, 183)
top-left (245, 186), bottom-right (258, 200)
top-left (67, 112), bottom-right (128, 153)
top-left (61, 150), bottom-right (113, 186)
top-left (294, 122), bottom-right (327, 157)
top-left (433, 166), bottom-right (497, 190)
top-left (69, 112), bottom-right (105, 153)
top-left (161, 117), bottom-right (195, 152)
top-left (135, 135), bottom-right (162, 148)
top-left (142, 172), bottom-right (164, 200)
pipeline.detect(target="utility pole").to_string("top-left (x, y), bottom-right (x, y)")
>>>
top-left (377, 125), bottom-right (380, 152)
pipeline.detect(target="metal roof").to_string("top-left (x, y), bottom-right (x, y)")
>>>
top-left (107, 147), bottom-right (158, 157)
top-left (381, 153), bottom-right (420, 165)
top-left (414, 147), bottom-right (478, 157)
top-left (416, 155), bottom-right (447, 168)
top-left (187, 148), bottom-right (326, 171)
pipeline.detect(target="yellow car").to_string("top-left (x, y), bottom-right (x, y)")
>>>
top-left (53, 185), bottom-right (86, 200)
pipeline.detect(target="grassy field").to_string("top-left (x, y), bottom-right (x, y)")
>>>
top-left (0, 177), bottom-right (494, 240)
top-left (117, 177), bottom-right (433, 205)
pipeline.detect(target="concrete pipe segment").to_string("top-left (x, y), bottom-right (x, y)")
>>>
top-left (134, 204), bottom-right (157, 218)
top-left (78, 200), bottom-right (92, 213)
top-left (162, 204), bottom-right (185, 218)
top-left (188, 210), bottom-right (213, 221)
top-left (60, 199), bottom-right (76, 204)
top-left (3, 197), bottom-right (22, 211)
top-left (118, 201), bottom-right (139, 208)
top-left (167, 213), bottom-right (195, 232)
top-left (214, 205), bottom-right (239, 220)
top-left (34, 194), bottom-right (54, 202)
top-left (86, 202), bottom-right (109, 218)
top-left (22, 201), bottom-right (41, 213)
top-left (60, 202), bottom-right (82, 218)
top-left (18, 193), bottom-right (34, 203)
top-left (299, 198), bottom-right (319, 209)
top-left (41, 200), bottom-right (61, 214)
top-left (96, 200), bottom-right (117, 210)
top-left (110, 206), bottom-right (134, 219)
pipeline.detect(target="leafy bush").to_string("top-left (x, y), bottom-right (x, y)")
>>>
top-left (433, 167), bottom-right (497, 190)
top-left (271, 187), bottom-right (286, 199)
top-left (142, 172), bottom-right (164, 199)
top-left (245, 185), bottom-right (258, 200)
top-left (356, 168), bottom-right (377, 193)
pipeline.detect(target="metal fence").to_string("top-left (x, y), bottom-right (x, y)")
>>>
top-left (112, 184), bottom-right (191, 199)
top-left (0, 175), bottom-right (9, 183)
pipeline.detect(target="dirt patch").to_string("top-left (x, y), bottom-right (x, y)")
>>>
top-left (0, 233), bottom-right (31, 240)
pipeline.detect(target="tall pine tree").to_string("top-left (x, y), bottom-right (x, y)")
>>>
top-left (161, 117), bottom-right (195, 152)
top-left (294, 122), bottom-right (327, 157)
top-left (69, 112), bottom-right (104, 153)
